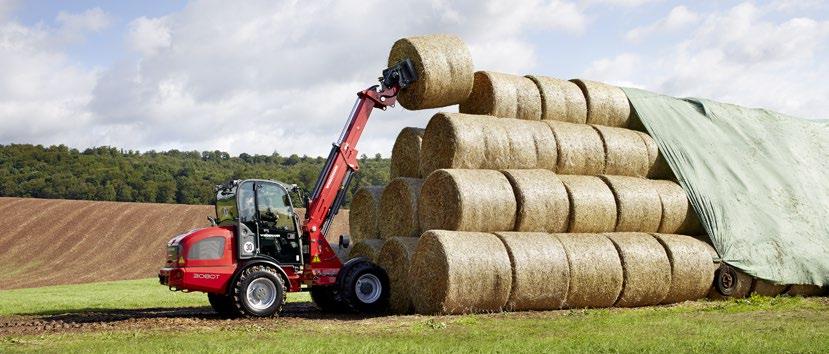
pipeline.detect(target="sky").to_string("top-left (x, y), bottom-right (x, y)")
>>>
top-left (0, 0), bottom-right (827, 157)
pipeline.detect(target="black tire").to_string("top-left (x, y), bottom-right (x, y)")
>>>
top-left (310, 286), bottom-right (344, 312)
top-left (714, 264), bottom-right (739, 297)
top-left (232, 265), bottom-right (287, 317)
top-left (337, 260), bottom-right (390, 313)
top-left (207, 293), bottom-right (236, 317)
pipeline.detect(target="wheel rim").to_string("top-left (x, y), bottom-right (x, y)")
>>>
top-left (246, 278), bottom-right (277, 311)
top-left (355, 273), bottom-right (382, 304)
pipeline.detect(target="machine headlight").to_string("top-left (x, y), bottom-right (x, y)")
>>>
top-left (167, 245), bottom-right (181, 264)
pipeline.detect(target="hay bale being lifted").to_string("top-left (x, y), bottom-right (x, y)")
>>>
top-left (558, 175), bottom-right (617, 233)
top-left (348, 239), bottom-right (385, 262)
top-left (390, 127), bottom-right (425, 179)
top-left (546, 121), bottom-right (605, 175)
top-left (653, 233), bottom-right (718, 304)
top-left (379, 177), bottom-right (423, 239)
top-left (376, 237), bottom-right (421, 314)
top-left (501, 169), bottom-right (570, 233)
top-left (593, 125), bottom-right (650, 177)
top-left (606, 233), bottom-right (671, 307)
top-left (349, 186), bottom-right (384, 242)
top-left (419, 113), bottom-right (557, 176)
top-left (636, 131), bottom-right (673, 179)
top-left (527, 75), bottom-right (587, 124)
top-left (459, 71), bottom-right (542, 120)
top-left (652, 180), bottom-right (704, 235)
top-left (495, 232), bottom-right (570, 311)
top-left (388, 34), bottom-right (474, 110)
top-left (571, 79), bottom-right (631, 127)
top-left (600, 175), bottom-right (662, 233)
top-left (556, 233), bottom-right (623, 308)
top-left (418, 169), bottom-right (516, 232)
top-left (408, 231), bottom-right (512, 314)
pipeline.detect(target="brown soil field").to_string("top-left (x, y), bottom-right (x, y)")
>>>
top-left (0, 197), bottom-right (348, 290)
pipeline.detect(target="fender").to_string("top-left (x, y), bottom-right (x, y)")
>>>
top-left (226, 257), bottom-right (291, 296)
top-left (335, 256), bottom-right (371, 286)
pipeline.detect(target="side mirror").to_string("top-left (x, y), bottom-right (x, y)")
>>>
top-left (339, 235), bottom-right (350, 249)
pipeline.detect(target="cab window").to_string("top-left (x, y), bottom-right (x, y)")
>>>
top-left (188, 236), bottom-right (225, 260)
top-left (256, 183), bottom-right (295, 232)
top-left (237, 181), bottom-right (256, 223)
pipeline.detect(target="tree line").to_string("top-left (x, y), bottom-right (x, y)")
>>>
top-left (0, 144), bottom-right (390, 206)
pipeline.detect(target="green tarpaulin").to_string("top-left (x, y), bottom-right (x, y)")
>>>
top-left (623, 88), bottom-right (829, 286)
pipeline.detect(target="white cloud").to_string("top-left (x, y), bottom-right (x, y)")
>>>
top-left (583, 0), bottom-right (661, 7)
top-left (127, 17), bottom-right (171, 56)
top-left (0, 0), bottom-right (19, 21)
top-left (55, 7), bottom-right (111, 42)
top-left (626, 5), bottom-right (699, 42)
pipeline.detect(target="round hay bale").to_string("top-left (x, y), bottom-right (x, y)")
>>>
top-left (349, 186), bottom-right (384, 242)
top-left (390, 127), bottom-right (425, 179)
top-left (599, 175), bottom-right (662, 232)
top-left (460, 71), bottom-right (542, 120)
top-left (593, 125), bottom-right (650, 177)
top-left (558, 175), bottom-right (617, 233)
top-left (501, 169), bottom-right (569, 233)
top-left (786, 285), bottom-right (825, 297)
top-left (388, 34), bottom-right (474, 110)
top-left (652, 180), bottom-right (704, 235)
top-left (527, 75), bottom-right (587, 124)
top-left (408, 230), bottom-right (512, 314)
top-left (378, 177), bottom-right (423, 239)
top-left (635, 131), bottom-right (673, 179)
top-left (494, 232), bottom-right (569, 311)
top-left (376, 237), bottom-right (421, 314)
top-left (546, 121), bottom-right (605, 175)
top-left (570, 79), bottom-right (631, 127)
top-left (752, 278), bottom-right (787, 297)
top-left (419, 113), bottom-right (557, 176)
top-left (653, 233), bottom-right (718, 304)
top-left (606, 233), bottom-right (671, 307)
top-left (418, 169), bottom-right (516, 232)
top-left (555, 233), bottom-right (623, 308)
top-left (347, 239), bottom-right (385, 262)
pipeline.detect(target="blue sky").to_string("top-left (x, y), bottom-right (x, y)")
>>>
top-left (1, 0), bottom-right (827, 156)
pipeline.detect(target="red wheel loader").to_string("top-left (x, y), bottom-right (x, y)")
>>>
top-left (158, 60), bottom-right (418, 317)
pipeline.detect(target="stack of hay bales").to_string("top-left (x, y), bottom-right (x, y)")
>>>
top-left (344, 33), bottom-right (797, 315)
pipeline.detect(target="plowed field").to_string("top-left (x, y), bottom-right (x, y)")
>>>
top-left (0, 197), bottom-right (348, 290)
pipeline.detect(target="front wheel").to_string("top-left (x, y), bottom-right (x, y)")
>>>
top-left (337, 259), bottom-right (390, 313)
top-left (207, 293), bottom-right (235, 317)
top-left (232, 265), bottom-right (287, 317)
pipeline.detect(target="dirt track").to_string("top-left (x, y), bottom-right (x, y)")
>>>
top-left (0, 197), bottom-right (349, 290)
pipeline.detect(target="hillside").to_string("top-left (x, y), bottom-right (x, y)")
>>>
top-left (0, 197), bottom-right (348, 290)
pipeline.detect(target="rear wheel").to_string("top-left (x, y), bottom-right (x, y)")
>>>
top-left (232, 265), bottom-right (287, 317)
top-left (310, 286), bottom-right (344, 312)
top-left (337, 260), bottom-right (390, 313)
top-left (207, 293), bottom-right (235, 317)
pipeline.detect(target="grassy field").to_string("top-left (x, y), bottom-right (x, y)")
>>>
top-left (1, 279), bottom-right (828, 353)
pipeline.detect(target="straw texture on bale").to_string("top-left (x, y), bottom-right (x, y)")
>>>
top-left (347, 239), bottom-right (385, 262)
top-left (527, 75), bottom-right (587, 124)
top-left (600, 175), bottom-right (662, 232)
top-left (751, 278), bottom-right (788, 297)
top-left (502, 169), bottom-right (570, 233)
top-left (606, 233), bottom-right (671, 307)
top-left (558, 175), bottom-right (617, 233)
top-left (708, 267), bottom-right (752, 299)
top-left (378, 177), bottom-right (423, 239)
top-left (593, 125), bottom-right (650, 177)
top-left (652, 180), bottom-right (704, 235)
top-left (408, 231), bottom-right (512, 314)
top-left (459, 71), bottom-right (542, 120)
top-left (787, 285), bottom-right (825, 297)
top-left (349, 186), bottom-right (384, 242)
top-left (556, 233), bottom-right (623, 308)
top-left (653, 233), bottom-right (717, 304)
top-left (495, 232), bottom-right (569, 311)
top-left (376, 237), bottom-right (421, 314)
top-left (571, 79), bottom-right (631, 127)
top-left (546, 121), bottom-right (605, 175)
top-left (388, 34), bottom-right (474, 110)
top-left (418, 169), bottom-right (516, 232)
top-left (636, 131), bottom-right (673, 179)
top-left (419, 113), bottom-right (557, 176)
top-left (390, 127), bottom-right (425, 179)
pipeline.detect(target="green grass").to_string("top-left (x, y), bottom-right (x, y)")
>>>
top-left (0, 278), bottom-right (308, 316)
top-left (1, 280), bottom-right (828, 353)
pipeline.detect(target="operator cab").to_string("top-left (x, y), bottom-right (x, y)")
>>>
top-left (215, 179), bottom-right (304, 265)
